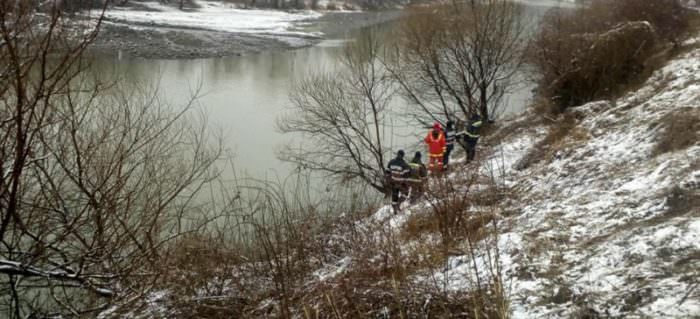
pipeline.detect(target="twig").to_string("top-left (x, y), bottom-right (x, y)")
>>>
top-left (678, 281), bottom-right (698, 306)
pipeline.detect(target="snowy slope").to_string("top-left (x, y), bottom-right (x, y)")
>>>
top-left (457, 37), bottom-right (699, 317)
top-left (353, 35), bottom-right (700, 318)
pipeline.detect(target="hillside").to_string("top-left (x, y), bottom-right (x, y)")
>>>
top-left (101, 18), bottom-right (700, 319)
top-left (476, 35), bottom-right (700, 317)
top-left (295, 32), bottom-right (700, 317)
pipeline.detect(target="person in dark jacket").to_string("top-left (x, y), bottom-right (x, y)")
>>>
top-left (443, 121), bottom-right (456, 169)
top-left (409, 151), bottom-right (428, 179)
top-left (463, 113), bottom-right (483, 162)
top-left (386, 150), bottom-right (411, 214)
top-left (408, 151), bottom-right (428, 202)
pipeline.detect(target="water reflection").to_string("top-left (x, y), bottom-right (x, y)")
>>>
top-left (88, 39), bottom-right (350, 185)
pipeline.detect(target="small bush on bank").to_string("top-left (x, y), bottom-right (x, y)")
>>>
top-left (653, 106), bottom-right (700, 156)
top-left (515, 113), bottom-right (588, 170)
top-left (528, 0), bottom-right (696, 111)
top-left (163, 234), bottom-right (249, 318)
top-left (610, 0), bottom-right (693, 43)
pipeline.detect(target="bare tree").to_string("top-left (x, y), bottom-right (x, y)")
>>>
top-left (0, 2), bottom-right (222, 317)
top-left (278, 33), bottom-right (395, 194)
top-left (388, 0), bottom-right (526, 124)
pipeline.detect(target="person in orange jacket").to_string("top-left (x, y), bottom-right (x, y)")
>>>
top-left (424, 122), bottom-right (446, 172)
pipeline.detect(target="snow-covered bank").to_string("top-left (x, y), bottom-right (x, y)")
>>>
top-left (84, 1), bottom-right (403, 59)
top-left (84, 0), bottom-right (331, 59)
top-left (100, 1), bottom-right (322, 37)
top-left (495, 37), bottom-right (700, 317)
top-left (417, 35), bottom-right (699, 317)
top-left (514, 0), bottom-right (579, 8)
top-left (302, 30), bottom-right (700, 318)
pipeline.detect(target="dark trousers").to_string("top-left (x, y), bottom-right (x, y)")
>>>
top-left (391, 184), bottom-right (405, 214)
top-left (465, 138), bottom-right (478, 162)
top-left (391, 187), bottom-right (401, 205)
top-left (443, 144), bottom-right (454, 167)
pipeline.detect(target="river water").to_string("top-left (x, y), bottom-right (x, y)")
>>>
top-left (89, 5), bottom-right (551, 186)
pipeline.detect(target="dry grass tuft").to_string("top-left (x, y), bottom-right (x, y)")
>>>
top-left (653, 107), bottom-right (700, 156)
top-left (516, 113), bottom-right (589, 170)
top-left (163, 234), bottom-right (250, 318)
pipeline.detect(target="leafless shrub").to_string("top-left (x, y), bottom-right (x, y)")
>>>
top-left (389, 0), bottom-right (526, 123)
top-left (610, 0), bottom-right (694, 44)
top-left (161, 233), bottom-right (248, 318)
top-left (0, 3), bottom-right (225, 317)
top-left (415, 163), bottom-right (511, 317)
top-left (278, 32), bottom-right (395, 194)
top-left (528, 0), bottom-right (696, 111)
top-left (653, 106), bottom-right (700, 156)
top-left (514, 113), bottom-right (588, 170)
top-left (529, 19), bottom-right (658, 110)
top-left (203, 165), bottom-right (515, 318)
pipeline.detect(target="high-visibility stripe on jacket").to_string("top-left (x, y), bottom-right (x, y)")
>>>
top-left (465, 118), bottom-right (483, 139)
top-left (445, 128), bottom-right (456, 145)
top-left (387, 157), bottom-right (410, 181)
top-left (424, 129), bottom-right (446, 155)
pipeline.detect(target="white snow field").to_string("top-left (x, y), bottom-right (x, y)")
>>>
top-left (97, 1), bottom-right (322, 37)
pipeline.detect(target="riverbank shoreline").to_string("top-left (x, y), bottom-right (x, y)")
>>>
top-left (87, 9), bottom-right (403, 60)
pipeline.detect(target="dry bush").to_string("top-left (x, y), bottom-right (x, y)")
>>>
top-left (299, 282), bottom-right (500, 318)
top-left (162, 234), bottom-right (250, 318)
top-left (402, 211), bottom-right (441, 242)
top-left (528, 0), bottom-right (695, 111)
top-left (529, 18), bottom-right (658, 110)
top-left (610, 0), bottom-right (693, 44)
top-left (292, 220), bottom-right (505, 318)
top-left (0, 2), bottom-right (228, 317)
top-left (516, 113), bottom-right (588, 170)
top-left (653, 107), bottom-right (700, 156)
top-left (237, 170), bottom-right (512, 318)
top-left (325, 2), bottom-right (339, 10)
top-left (159, 173), bottom-right (387, 318)
top-left (244, 212), bottom-right (417, 318)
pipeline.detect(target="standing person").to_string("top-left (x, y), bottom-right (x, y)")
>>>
top-left (386, 150), bottom-right (411, 214)
top-left (424, 122), bottom-right (446, 172)
top-left (409, 151), bottom-right (428, 180)
top-left (443, 121), bottom-right (456, 170)
top-left (408, 151), bottom-right (428, 202)
top-left (464, 113), bottom-right (483, 163)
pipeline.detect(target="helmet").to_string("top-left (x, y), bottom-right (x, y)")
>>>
top-left (414, 151), bottom-right (422, 159)
top-left (433, 122), bottom-right (442, 130)
top-left (397, 150), bottom-right (405, 158)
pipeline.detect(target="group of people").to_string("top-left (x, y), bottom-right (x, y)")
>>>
top-left (386, 114), bottom-right (483, 214)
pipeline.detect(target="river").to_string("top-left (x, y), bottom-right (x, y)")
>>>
top-left (88, 5), bottom-right (552, 190)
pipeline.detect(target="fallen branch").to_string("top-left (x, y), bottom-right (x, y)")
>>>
top-left (0, 259), bottom-right (114, 297)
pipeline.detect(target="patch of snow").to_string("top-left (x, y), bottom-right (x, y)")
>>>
top-left (499, 40), bottom-right (700, 317)
top-left (314, 256), bottom-right (351, 281)
top-left (93, 0), bottom-right (322, 37)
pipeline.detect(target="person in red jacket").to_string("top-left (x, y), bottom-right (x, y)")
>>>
top-left (424, 122), bottom-right (446, 172)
